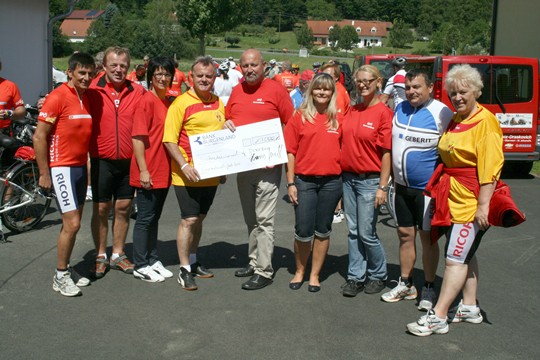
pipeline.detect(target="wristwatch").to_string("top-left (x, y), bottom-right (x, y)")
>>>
top-left (287, 183), bottom-right (296, 188)
top-left (378, 185), bottom-right (388, 192)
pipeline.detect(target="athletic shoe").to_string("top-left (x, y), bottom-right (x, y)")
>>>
top-left (110, 254), bottom-right (134, 274)
top-left (364, 279), bottom-right (386, 294)
top-left (406, 310), bottom-right (449, 337)
top-left (418, 286), bottom-right (436, 311)
top-left (93, 255), bottom-right (109, 279)
top-left (85, 187), bottom-right (92, 201)
top-left (342, 279), bottom-right (364, 297)
top-left (178, 267), bottom-right (197, 291)
top-left (381, 278), bottom-right (417, 303)
top-left (333, 209), bottom-right (344, 224)
top-left (52, 272), bottom-right (82, 297)
top-left (151, 261), bottom-right (173, 278)
top-left (69, 266), bottom-right (90, 287)
top-left (191, 262), bottom-right (214, 278)
top-left (449, 300), bottom-right (483, 324)
top-left (134, 266), bottom-right (165, 283)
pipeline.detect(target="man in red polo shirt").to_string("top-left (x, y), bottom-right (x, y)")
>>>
top-left (225, 49), bottom-right (294, 290)
top-left (87, 46), bottom-right (146, 279)
top-left (34, 52), bottom-right (96, 297)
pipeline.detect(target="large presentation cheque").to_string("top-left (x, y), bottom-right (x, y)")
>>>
top-left (189, 118), bottom-right (287, 179)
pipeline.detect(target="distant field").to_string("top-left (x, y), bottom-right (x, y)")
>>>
top-left (54, 32), bottom-right (434, 72)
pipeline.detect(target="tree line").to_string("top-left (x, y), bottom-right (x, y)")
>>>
top-left (51, 0), bottom-right (494, 57)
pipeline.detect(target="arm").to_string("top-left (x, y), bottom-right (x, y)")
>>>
top-left (475, 181), bottom-right (496, 231)
top-left (375, 149), bottom-right (391, 207)
top-left (12, 105), bottom-right (26, 121)
top-left (163, 142), bottom-right (200, 183)
top-left (132, 136), bottom-right (152, 189)
top-left (32, 121), bottom-right (53, 192)
top-left (286, 153), bottom-right (298, 205)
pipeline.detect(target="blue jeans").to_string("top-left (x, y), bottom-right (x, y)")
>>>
top-left (342, 172), bottom-right (387, 282)
top-left (132, 187), bottom-right (169, 269)
top-left (294, 175), bottom-right (343, 242)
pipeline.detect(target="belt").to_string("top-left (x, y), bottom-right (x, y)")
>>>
top-left (355, 172), bottom-right (380, 179)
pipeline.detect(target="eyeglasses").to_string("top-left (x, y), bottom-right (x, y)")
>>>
top-left (356, 78), bottom-right (378, 87)
top-left (154, 73), bottom-right (173, 79)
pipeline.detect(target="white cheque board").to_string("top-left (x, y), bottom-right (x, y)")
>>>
top-left (189, 118), bottom-right (287, 179)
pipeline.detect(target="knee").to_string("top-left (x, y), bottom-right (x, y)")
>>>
top-left (63, 217), bottom-right (81, 233)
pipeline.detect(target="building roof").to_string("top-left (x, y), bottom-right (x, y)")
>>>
top-left (61, 10), bottom-right (104, 39)
top-left (307, 19), bottom-right (393, 38)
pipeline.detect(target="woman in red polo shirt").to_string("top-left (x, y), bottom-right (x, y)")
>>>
top-left (284, 72), bottom-right (343, 293)
top-left (340, 65), bottom-right (392, 297)
top-left (130, 57), bottom-right (175, 283)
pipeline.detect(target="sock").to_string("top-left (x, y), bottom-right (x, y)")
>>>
top-left (56, 268), bottom-right (68, 280)
top-left (97, 253), bottom-right (107, 260)
top-left (424, 281), bottom-right (435, 288)
top-left (401, 277), bottom-right (413, 287)
top-left (461, 303), bottom-right (478, 310)
top-left (181, 265), bottom-right (191, 273)
top-left (189, 253), bottom-right (197, 265)
top-left (111, 253), bottom-right (120, 261)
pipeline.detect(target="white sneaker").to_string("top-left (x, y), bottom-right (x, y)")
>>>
top-left (333, 209), bottom-right (344, 223)
top-left (418, 286), bottom-right (436, 311)
top-left (68, 266), bottom-right (90, 287)
top-left (381, 278), bottom-right (417, 303)
top-left (134, 266), bottom-right (165, 282)
top-left (449, 300), bottom-right (483, 324)
top-left (53, 272), bottom-right (82, 297)
top-left (406, 310), bottom-right (449, 337)
top-left (85, 187), bottom-right (92, 201)
top-left (151, 261), bottom-right (173, 278)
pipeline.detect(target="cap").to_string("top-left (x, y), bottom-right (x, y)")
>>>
top-left (228, 56), bottom-right (234, 61)
top-left (269, 59), bottom-right (277, 65)
top-left (300, 69), bottom-right (315, 82)
top-left (312, 62), bottom-right (321, 68)
top-left (292, 63), bottom-right (299, 69)
top-left (218, 63), bottom-right (229, 71)
top-left (392, 57), bottom-right (407, 67)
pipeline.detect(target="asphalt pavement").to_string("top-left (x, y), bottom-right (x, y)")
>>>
top-left (1, 173), bottom-right (539, 359)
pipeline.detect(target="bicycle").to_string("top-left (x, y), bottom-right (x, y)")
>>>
top-left (0, 106), bottom-right (52, 239)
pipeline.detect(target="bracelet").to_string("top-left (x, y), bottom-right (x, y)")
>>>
top-left (181, 163), bottom-right (189, 171)
top-left (286, 183), bottom-right (296, 188)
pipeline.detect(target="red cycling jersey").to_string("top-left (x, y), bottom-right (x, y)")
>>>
top-left (0, 77), bottom-right (24, 129)
top-left (87, 76), bottom-right (146, 160)
top-left (167, 68), bottom-right (187, 97)
top-left (37, 83), bottom-right (92, 167)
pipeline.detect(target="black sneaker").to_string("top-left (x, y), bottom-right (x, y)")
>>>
top-left (178, 267), bottom-right (197, 291)
top-left (191, 262), bottom-right (214, 278)
top-left (342, 279), bottom-right (364, 297)
top-left (364, 279), bottom-right (386, 294)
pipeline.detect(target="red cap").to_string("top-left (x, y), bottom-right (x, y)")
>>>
top-left (300, 69), bottom-right (315, 82)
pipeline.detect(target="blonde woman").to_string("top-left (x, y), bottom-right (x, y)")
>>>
top-left (284, 73), bottom-right (343, 292)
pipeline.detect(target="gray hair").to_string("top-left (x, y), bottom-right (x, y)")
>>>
top-left (445, 64), bottom-right (483, 98)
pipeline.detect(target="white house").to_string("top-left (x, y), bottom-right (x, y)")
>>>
top-left (307, 19), bottom-right (393, 48)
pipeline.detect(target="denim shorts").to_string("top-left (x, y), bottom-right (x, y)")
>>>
top-left (294, 175), bottom-right (343, 242)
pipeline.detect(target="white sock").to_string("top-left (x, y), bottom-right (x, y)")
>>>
top-left (56, 269), bottom-right (68, 280)
top-left (462, 303), bottom-right (479, 311)
top-left (98, 253), bottom-right (107, 260)
top-left (111, 253), bottom-right (120, 261)
top-left (181, 265), bottom-right (191, 272)
top-left (189, 253), bottom-right (197, 265)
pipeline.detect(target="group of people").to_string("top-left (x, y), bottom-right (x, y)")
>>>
top-left (2, 47), bottom-right (509, 337)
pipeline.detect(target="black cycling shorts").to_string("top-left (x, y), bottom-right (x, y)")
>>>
top-left (90, 158), bottom-right (134, 202)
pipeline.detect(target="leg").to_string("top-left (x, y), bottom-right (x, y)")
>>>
top-left (189, 214), bottom-right (206, 254)
top-left (309, 237), bottom-right (329, 286)
top-left (291, 240), bottom-right (311, 283)
top-left (112, 198), bottom-right (132, 255)
top-left (397, 226), bottom-right (417, 279)
top-left (433, 259), bottom-right (469, 318)
top-left (91, 201), bottom-right (112, 254)
top-left (57, 208), bottom-right (83, 269)
top-left (461, 255), bottom-right (479, 305)
top-left (177, 216), bottom-right (202, 267)
top-left (132, 189), bottom-right (158, 269)
top-left (342, 173), bottom-right (364, 282)
top-left (237, 172), bottom-right (258, 267)
top-left (419, 229), bottom-right (438, 283)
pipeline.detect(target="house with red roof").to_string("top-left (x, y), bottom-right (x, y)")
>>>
top-left (61, 10), bottom-right (105, 43)
top-left (307, 20), bottom-right (392, 48)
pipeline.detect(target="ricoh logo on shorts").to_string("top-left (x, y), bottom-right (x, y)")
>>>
top-left (453, 222), bottom-right (473, 257)
top-left (55, 173), bottom-right (71, 207)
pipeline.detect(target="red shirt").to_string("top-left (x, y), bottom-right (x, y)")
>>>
top-left (335, 82), bottom-right (350, 116)
top-left (284, 111), bottom-right (342, 176)
top-left (226, 78), bottom-right (294, 126)
top-left (0, 77), bottom-right (24, 129)
top-left (167, 68), bottom-right (187, 97)
top-left (38, 83), bottom-right (92, 167)
top-left (341, 102), bottom-right (392, 173)
top-left (130, 92), bottom-right (172, 189)
top-left (87, 76), bottom-right (146, 159)
top-left (274, 71), bottom-right (297, 92)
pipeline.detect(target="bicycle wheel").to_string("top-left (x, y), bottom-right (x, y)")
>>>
top-left (0, 162), bottom-right (51, 233)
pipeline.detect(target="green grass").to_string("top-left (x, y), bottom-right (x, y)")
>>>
top-left (532, 161), bottom-right (540, 176)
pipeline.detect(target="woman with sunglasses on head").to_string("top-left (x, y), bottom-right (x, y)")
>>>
top-left (284, 72), bottom-right (343, 292)
top-left (340, 65), bottom-right (392, 297)
top-left (130, 56), bottom-right (176, 283)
